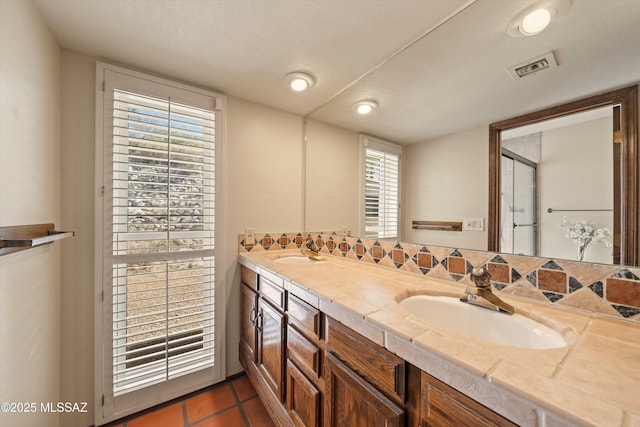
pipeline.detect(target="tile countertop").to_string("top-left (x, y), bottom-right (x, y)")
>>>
top-left (238, 250), bottom-right (640, 427)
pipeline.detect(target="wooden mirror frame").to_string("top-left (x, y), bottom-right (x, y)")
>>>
top-left (489, 85), bottom-right (638, 266)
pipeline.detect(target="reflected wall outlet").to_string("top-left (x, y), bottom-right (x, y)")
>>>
top-left (245, 228), bottom-right (255, 245)
top-left (463, 218), bottom-right (484, 231)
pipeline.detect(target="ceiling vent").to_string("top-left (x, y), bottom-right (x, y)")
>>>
top-left (508, 51), bottom-right (557, 79)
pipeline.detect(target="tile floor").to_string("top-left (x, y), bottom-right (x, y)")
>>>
top-left (105, 374), bottom-right (276, 427)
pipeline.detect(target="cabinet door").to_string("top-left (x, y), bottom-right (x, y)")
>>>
top-left (287, 360), bottom-right (320, 427)
top-left (258, 298), bottom-right (286, 402)
top-left (421, 372), bottom-right (517, 427)
top-left (240, 284), bottom-right (258, 362)
top-left (324, 353), bottom-right (404, 427)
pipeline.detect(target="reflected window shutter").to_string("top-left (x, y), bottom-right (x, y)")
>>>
top-left (364, 139), bottom-right (400, 239)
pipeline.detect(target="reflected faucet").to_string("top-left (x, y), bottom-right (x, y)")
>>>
top-left (302, 239), bottom-right (325, 261)
top-left (460, 267), bottom-right (515, 315)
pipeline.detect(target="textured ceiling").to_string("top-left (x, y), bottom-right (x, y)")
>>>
top-left (32, 0), bottom-right (640, 144)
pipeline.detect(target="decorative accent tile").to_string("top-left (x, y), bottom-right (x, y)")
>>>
top-left (354, 240), bottom-right (366, 259)
top-left (612, 305), bottom-right (640, 318)
top-left (338, 240), bottom-right (350, 256)
top-left (491, 255), bottom-right (508, 264)
top-left (390, 244), bottom-right (408, 268)
top-left (326, 237), bottom-right (336, 252)
top-left (277, 234), bottom-right (289, 248)
top-left (370, 242), bottom-right (385, 262)
top-left (542, 260), bottom-right (563, 270)
top-left (260, 234), bottom-right (274, 250)
top-left (589, 281), bottom-right (604, 298)
top-left (611, 268), bottom-right (640, 280)
top-left (511, 269), bottom-right (522, 283)
top-left (488, 262), bottom-right (510, 283)
top-left (537, 269), bottom-right (567, 293)
top-left (543, 291), bottom-right (564, 302)
top-left (447, 256), bottom-right (466, 275)
top-left (606, 278), bottom-right (640, 307)
top-left (415, 250), bottom-right (432, 268)
top-left (465, 260), bottom-right (474, 275)
top-left (568, 277), bottom-right (583, 293)
top-left (526, 271), bottom-right (537, 286)
top-left (450, 249), bottom-right (463, 257)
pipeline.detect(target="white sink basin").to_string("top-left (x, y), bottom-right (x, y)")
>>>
top-left (274, 256), bottom-right (326, 265)
top-left (399, 295), bottom-right (566, 349)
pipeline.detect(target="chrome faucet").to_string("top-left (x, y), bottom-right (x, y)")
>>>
top-left (302, 239), bottom-right (325, 261)
top-left (460, 267), bottom-right (515, 315)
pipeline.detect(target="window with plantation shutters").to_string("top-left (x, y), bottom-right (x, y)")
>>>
top-left (97, 65), bottom-right (224, 422)
top-left (361, 136), bottom-right (401, 239)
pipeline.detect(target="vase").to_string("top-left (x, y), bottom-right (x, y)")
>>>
top-left (578, 244), bottom-right (587, 261)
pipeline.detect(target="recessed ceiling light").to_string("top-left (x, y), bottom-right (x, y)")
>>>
top-left (520, 8), bottom-right (551, 35)
top-left (285, 72), bottom-right (315, 92)
top-left (507, 0), bottom-right (571, 38)
top-left (354, 100), bottom-right (378, 115)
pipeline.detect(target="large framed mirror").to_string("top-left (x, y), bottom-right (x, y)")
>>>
top-left (488, 85), bottom-right (638, 265)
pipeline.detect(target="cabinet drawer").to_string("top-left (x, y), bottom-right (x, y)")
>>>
top-left (241, 266), bottom-right (258, 291)
top-left (421, 372), bottom-right (517, 427)
top-left (288, 294), bottom-right (321, 341)
top-left (260, 276), bottom-right (286, 310)
top-left (326, 317), bottom-right (405, 405)
top-left (287, 325), bottom-right (321, 378)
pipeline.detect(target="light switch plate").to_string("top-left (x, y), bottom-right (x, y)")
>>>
top-left (245, 228), bottom-right (255, 245)
top-left (463, 218), bottom-right (484, 231)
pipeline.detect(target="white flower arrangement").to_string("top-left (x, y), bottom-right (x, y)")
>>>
top-left (558, 216), bottom-right (612, 261)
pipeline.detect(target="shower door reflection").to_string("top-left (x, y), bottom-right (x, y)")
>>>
top-left (501, 150), bottom-right (537, 256)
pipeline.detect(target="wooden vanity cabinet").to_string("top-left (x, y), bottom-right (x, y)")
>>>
top-left (239, 264), bottom-right (518, 427)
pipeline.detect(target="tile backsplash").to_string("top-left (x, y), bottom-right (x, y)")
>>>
top-left (238, 231), bottom-right (640, 322)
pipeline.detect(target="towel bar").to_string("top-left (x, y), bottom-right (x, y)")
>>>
top-left (0, 223), bottom-right (74, 256)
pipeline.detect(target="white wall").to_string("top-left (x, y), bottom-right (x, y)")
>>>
top-left (539, 116), bottom-right (613, 263)
top-left (225, 96), bottom-right (304, 375)
top-left (0, 1), bottom-right (61, 426)
top-left (59, 50), bottom-right (96, 427)
top-left (403, 126), bottom-right (488, 249)
top-left (305, 119), bottom-right (359, 233)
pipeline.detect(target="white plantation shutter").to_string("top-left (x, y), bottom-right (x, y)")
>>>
top-left (362, 136), bottom-right (401, 239)
top-left (111, 89), bottom-right (216, 395)
top-left (98, 65), bottom-right (224, 421)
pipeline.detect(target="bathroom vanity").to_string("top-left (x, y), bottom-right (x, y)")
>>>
top-left (238, 250), bottom-right (640, 427)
